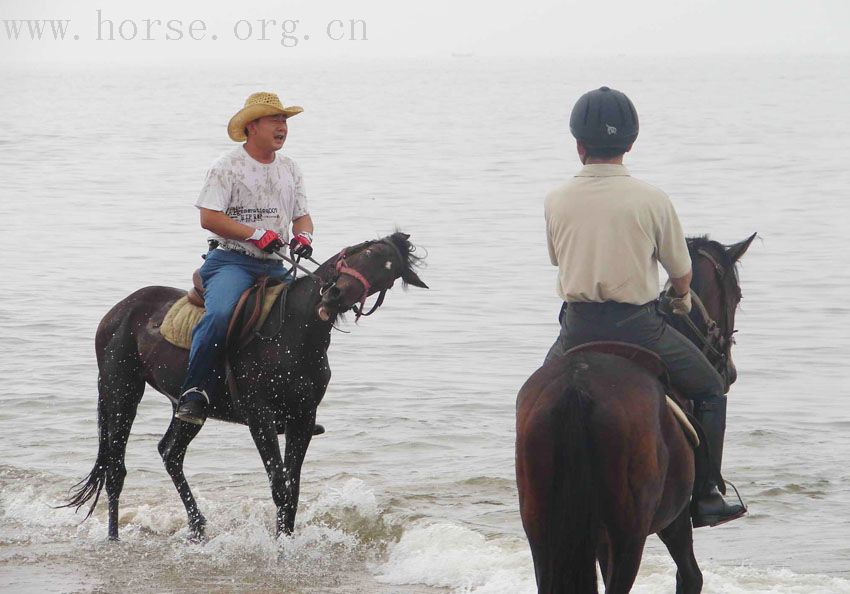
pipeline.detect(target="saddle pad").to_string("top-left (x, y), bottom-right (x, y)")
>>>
top-left (666, 396), bottom-right (699, 448)
top-left (161, 283), bottom-right (287, 350)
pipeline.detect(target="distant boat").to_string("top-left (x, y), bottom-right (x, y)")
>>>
top-left (451, 52), bottom-right (474, 58)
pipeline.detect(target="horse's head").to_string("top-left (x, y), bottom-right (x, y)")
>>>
top-left (316, 232), bottom-right (428, 322)
top-left (678, 233), bottom-right (756, 388)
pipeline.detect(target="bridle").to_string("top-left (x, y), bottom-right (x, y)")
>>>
top-left (320, 238), bottom-right (407, 321)
top-left (675, 247), bottom-right (739, 389)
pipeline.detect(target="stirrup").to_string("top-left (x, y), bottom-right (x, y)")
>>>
top-left (691, 481), bottom-right (747, 528)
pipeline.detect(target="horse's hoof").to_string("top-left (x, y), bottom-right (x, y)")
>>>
top-left (187, 531), bottom-right (207, 543)
top-left (188, 514), bottom-right (207, 542)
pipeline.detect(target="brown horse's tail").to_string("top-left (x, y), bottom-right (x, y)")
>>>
top-left (61, 396), bottom-right (108, 519)
top-left (540, 383), bottom-right (599, 594)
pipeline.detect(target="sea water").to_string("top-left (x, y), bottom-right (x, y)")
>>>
top-left (1, 54), bottom-right (849, 592)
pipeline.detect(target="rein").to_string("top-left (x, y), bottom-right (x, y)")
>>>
top-left (274, 250), bottom-right (322, 281)
top-left (676, 247), bottom-right (737, 389)
top-left (679, 291), bottom-right (727, 361)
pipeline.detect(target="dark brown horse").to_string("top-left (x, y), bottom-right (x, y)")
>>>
top-left (515, 234), bottom-right (755, 594)
top-left (65, 232), bottom-right (427, 540)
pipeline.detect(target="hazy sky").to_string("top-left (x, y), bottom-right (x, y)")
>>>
top-left (1, 0), bottom-right (848, 63)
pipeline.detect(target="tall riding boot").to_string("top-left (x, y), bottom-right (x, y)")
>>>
top-left (691, 394), bottom-right (747, 528)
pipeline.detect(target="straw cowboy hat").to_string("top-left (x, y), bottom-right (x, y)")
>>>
top-left (227, 92), bottom-right (303, 142)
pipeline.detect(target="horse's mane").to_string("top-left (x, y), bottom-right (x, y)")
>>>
top-left (686, 235), bottom-right (739, 283)
top-left (387, 231), bottom-right (425, 288)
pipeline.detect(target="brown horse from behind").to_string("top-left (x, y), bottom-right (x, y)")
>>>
top-left (516, 234), bottom-right (755, 593)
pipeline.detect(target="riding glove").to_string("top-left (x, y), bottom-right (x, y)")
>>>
top-left (667, 287), bottom-right (693, 315)
top-left (248, 229), bottom-right (285, 253)
top-left (290, 232), bottom-right (313, 258)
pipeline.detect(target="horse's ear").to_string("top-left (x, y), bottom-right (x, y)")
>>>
top-left (727, 232), bottom-right (757, 262)
top-left (402, 268), bottom-right (428, 289)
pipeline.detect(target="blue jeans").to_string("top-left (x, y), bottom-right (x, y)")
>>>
top-left (545, 301), bottom-right (726, 400)
top-left (181, 249), bottom-right (293, 394)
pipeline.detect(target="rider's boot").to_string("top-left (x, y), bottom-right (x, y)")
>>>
top-left (691, 394), bottom-right (747, 528)
top-left (175, 388), bottom-right (209, 426)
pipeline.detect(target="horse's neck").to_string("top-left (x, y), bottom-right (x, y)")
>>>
top-left (288, 276), bottom-right (321, 316)
top-left (307, 243), bottom-right (346, 275)
top-left (286, 276), bottom-right (333, 344)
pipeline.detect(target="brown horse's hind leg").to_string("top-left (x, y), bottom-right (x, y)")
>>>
top-left (158, 417), bottom-right (206, 540)
top-left (658, 511), bottom-right (703, 594)
top-left (604, 535), bottom-right (646, 594)
top-left (597, 531), bottom-right (611, 584)
top-left (99, 373), bottom-right (145, 541)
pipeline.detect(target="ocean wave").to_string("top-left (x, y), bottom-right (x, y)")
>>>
top-left (4, 468), bottom-right (850, 593)
top-left (375, 520), bottom-right (850, 594)
top-left (375, 522), bottom-right (535, 593)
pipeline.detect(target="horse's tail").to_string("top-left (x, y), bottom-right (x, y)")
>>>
top-left (61, 394), bottom-right (108, 519)
top-left (540, 382), bottom-right (600, 594)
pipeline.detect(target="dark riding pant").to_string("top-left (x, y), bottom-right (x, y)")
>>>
top-left (181, 248), bottom-right (293, 395)
top-left (546, 301), bottom-right (725, 399)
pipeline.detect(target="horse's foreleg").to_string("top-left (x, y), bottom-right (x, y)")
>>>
top-left (158, 417), bottom-right (206, 540)
top-left (247, 409), bottom-right (299, 537)
top-left (658, 511), bottom-right (703, 594)
top-left (278, 412), bottom-right (316, 535)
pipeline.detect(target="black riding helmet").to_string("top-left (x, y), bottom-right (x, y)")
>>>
top-left (569, 86), bottom-right (639, 149)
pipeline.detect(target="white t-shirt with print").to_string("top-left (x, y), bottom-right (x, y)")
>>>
top-left (195, 146), bottom-right (309, 259)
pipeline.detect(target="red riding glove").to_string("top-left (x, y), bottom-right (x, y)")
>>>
top-left (289, 232), bottom-right (313, 258)
top-left (247, 229), bottom-right (284, 254)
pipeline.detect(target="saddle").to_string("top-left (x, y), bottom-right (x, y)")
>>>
top-left (160, 270), bottom-right (288, 351)
top-left (563, 341), bottom-right (699, 447)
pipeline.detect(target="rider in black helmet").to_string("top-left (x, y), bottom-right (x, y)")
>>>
top-left (545, 86), bottom-right (746, 528)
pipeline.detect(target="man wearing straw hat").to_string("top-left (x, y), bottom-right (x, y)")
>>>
top-left (175, 91), bottom-right (315, 426)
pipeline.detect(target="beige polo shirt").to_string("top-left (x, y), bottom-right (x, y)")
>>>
top-left (544, 164), bottom-right (691, 305)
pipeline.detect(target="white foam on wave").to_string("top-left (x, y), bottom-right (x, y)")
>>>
top-left (375, 521), bottom-right (850, 594)
top-left (303, 477), bottom-right (380, 521)
top-left (120, 502), bottom-right (186, 535)
top-left (164, 478), bottom-right (383, 568)
top-left (2, 484), bottom-right (81, 528)
top-left (375, 522), bottom-right (536, 593)
top-left (0, 481), bottom-right (189, 544)
top-left (168, 478), bottom-right (383, 580)
top-left (2, 476), bottom-right (383, 560)
top-left (632, 557), bottom-right (850, 594)
top-left (10, 477), bottom-right (849, 593)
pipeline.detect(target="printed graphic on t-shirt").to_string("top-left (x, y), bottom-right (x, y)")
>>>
top-left (226, 206), bottom-right (281, 224)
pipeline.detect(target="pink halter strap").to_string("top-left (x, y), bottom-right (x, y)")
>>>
top-left (335, 249), bottom-right (372, 318)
